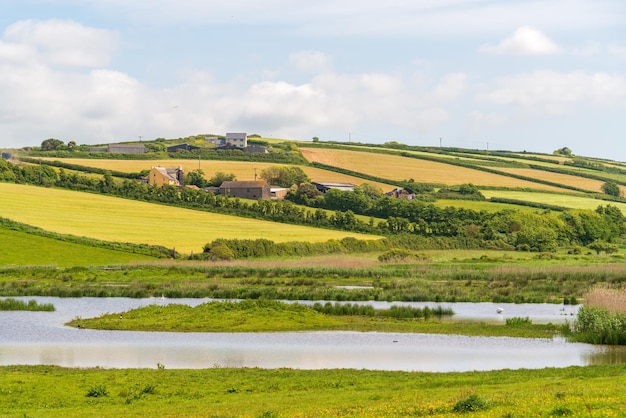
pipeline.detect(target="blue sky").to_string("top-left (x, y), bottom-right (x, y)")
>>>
top-left (1, 1), bottom-right (625, 161)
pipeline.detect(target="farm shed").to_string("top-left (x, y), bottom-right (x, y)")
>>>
top-left (167, 143), bottom-right (200, 152)
top-left (219, 180), bottom-right (271, 200)
top-left (312, 182), bottom-right (356, 194)
top-left (106, 144), bottom-right (146, 154)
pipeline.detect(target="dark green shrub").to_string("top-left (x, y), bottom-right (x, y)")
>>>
top-left (452, 394), bottom-right (488, 413)
top-left (86, 385), bottom-right (109, 397)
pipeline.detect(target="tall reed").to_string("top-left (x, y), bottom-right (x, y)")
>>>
top-left (573, 286), bottom-right (626, 345)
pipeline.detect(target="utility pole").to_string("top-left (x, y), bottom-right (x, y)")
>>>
top-left (348, 132), bottom-right (351, 142)
top-left (138, 135), bottom-right (143, 142)
top-left (439, 137), bottom-right (442, 147)
top-left (254, 168), bottom-right (257, 181)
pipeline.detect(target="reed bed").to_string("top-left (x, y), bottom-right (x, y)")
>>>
top-left (584, 285), bottom-right (626, 314)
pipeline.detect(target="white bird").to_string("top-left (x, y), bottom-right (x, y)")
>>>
top-left (496, 307), bottom-right (504, 314)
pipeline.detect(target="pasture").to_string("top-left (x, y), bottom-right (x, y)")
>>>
top-left (299, 147), bottom-right (569, 191)
top-left (0, 183), bottom-right (381, 254)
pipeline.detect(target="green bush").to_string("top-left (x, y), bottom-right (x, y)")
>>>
top-left (452, 394), bottom-right (488, 413)
top-left (86, 385), bottom-right (109, 397)
top-left (573, 306), bottom-right (626, 345)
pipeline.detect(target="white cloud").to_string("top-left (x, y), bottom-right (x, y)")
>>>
top-left (3, 19), bottom-right (119, 67)
top-left (288, 51), bottom-right (333, 73)
top-left (86, 0), bottom-right (622, 37)
top-left (607, 43), bottom-right (626, 60)
top-left (465, 111), bottom-right (508, 134)
top-left (479, 26), bottom-right (561, 55)
top-left (476, 70), bottom-right (626, 114)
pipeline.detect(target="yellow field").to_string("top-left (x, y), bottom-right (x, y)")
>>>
top-left (482, 190), bottom-right (626, 212)
top-left (39, 158), bottom-right (396, 192)
top-left (300, 148), bottom-right (568, 192)
top-left (0, 183), bottom-right (380, 254)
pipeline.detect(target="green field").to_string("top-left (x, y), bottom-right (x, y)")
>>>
top-left (0, 227), bottom-right (155, 267)
top-left (0, 183), bottom-right (381, 254)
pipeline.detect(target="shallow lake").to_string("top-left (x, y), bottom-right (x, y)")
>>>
top-left (1, 297), bottom-right (625, 372)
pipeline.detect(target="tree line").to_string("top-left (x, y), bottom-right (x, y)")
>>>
top-left (1, 158), bottom-right (624, 254)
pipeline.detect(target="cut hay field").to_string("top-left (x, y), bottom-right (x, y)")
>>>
top-left (482, 190), bottom-right (626, 212)
top-left (299, 148), bottom-right (568, 192)
top-left (0, 227), bottom-right (155, 267)
top-left (39, 158), bottom-right (395, 191)
top-left (0, 183), bottom-right (381, 254)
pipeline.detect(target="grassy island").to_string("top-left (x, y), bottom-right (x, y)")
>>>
top-left (66, 299), bottom-right (560, 338)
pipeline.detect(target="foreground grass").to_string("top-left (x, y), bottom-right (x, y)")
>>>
top-left (1, 365), bottom-right (626, 417)
top-left (0, 183), bottom-right (380, 254)
top-left (66, 300), bottom-right (559, 339)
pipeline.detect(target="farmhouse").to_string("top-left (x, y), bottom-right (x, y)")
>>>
top-left (207, 133), bottom-right (248, 149)
top-left (312, 182), bottom-right (356, 194)
top-left (219, 180), bottom-right (271, 200)
top-left (385, 188), bottom-right (415, 200)
top-left (148, 166), bottom-right (184, 187)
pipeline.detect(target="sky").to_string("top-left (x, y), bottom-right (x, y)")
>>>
top-left (0, 1), bottom-right (625, 161)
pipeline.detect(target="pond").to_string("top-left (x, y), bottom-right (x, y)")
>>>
top-left (1, 297), bottom-right (625, 372)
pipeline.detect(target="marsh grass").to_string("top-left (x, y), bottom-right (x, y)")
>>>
top-left (0, 298), bottom-right (54, 311)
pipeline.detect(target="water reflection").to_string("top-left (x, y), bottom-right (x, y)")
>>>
top-left (0, 297), bottom-right (622, 372)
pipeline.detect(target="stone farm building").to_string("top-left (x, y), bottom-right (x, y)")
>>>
top-left (148, 166), bottom-right (184, 186)
top-left (219, 180), bottom-right (271, 200)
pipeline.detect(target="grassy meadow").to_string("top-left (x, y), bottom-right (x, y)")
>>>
top-left (0, 183), bottom-right (381, 254)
